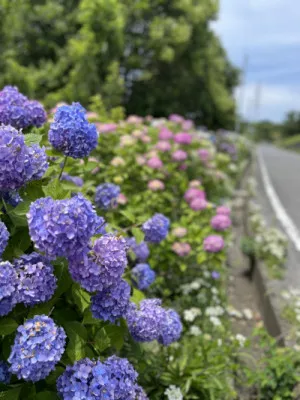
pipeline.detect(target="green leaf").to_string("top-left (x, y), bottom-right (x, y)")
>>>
top-left (0, 318), bottom-right (18, 336)
top-left (27, 301), bottom-right (54, 319)
top-left (67, 333), bottom-right (86, 362)
top-left (120, 210), bottom-right (136, 223)
top-left (24, 133), bottom-right (42, 146)
top-left (53, 260), bottom-right (73, 299)
top-left (42, 179), bottom-right (70, 200)
top-left (132, 227), bottom-right (144, 243)
top-left (72, 284), bottom-right (90, 313)
top-left (36, 391), bottom-right (59, 400)
top-left (0, 386), bottom-right (22, 399)
top-left (20, 384), bottom-right (36, 400)
top-left (83, 309), bottom-right (99, 325)
top-left (131, 288), bottom-right (145, 305)
top-left (7, 201), bottom-right (31, 227)
top-left (104, 325), bottom-right (124, 350)
top-left (64, 321), bottom-right (87, 341)
top-left (45, 367), bottom-right (64, 385)
top-left (94, 328), bottom-right (111, 353)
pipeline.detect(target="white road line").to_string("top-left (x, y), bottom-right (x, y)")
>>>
top-left (258, 148), bottom-right (300, 252)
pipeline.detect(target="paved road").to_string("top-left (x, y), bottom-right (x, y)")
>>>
top-left (256, 143), bottom-right (300, 286)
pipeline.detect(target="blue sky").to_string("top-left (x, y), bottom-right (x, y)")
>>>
top-left (213, 0), bottom-right (300, 122)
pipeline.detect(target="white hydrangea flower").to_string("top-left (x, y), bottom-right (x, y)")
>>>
top-left (235, 333), bottom-right (246, 347)
top-left (164, 385), bottom-right (183, 400)
top-left (210, 316), bottom-right (222, 327)
top-left (183, 308), bottom-right (202, 322)
top-left (189, 325), bottom-right (202, 336)
top-left (205, 306), bottom-right (224, 317)
top-left (243, 308), bottom-right (253, 320)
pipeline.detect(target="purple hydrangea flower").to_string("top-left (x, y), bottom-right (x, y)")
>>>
top-left (210, 215), bottom-right (231, 231)
top-left (126, 299), bottom-right (165, 342)
top-left (68, 234), bottom-right (127, 292)
top-left (61, 173), bottom-right (84, 187)
top-left (0, 221), bottom-right (9, 259)
top-left (49, 102), bottom-right (98, 159)
top-left (135, 386), bottom-right (149, 400)
top-left (57, 358), bottom-right (114, 400)
top-left (127, 238), bottom-right (150, 262)
top-left (8, 315), bottom-right (66, 382)
top-left (0, 361), bottom-right (11, 384)
top-left (13, 253), bottom-right (57, 306)
top-left (91, 279), bottom-right (131, 323)
top-left (203, 235), bottom-right (225, 253)
top-left (0, 296), bottom-right (16, 317)
top-left (216, 205), bottom-right (231, 216)
top-left (0, 261), bottom-right (17, 316)
top-left (95, 183), bottom-right (121, 210)
top-left (142, 213), bottom-right (170, 243)
top-left (25, 144), bottom-right (48, 181)
top-left (104, 356), bottom-right (138, 400)
top-left (131, 264), bottom-right (156, 290)
top-left (26, 100), bottom-right (47, 127)
top-left (211, 271), bottom-right (220, 280)
top-left (0, 190), bottom-right (23, 207)
top-left (27, 194), bottom-right (105, 258)
top-left (158, 309), bottom-right (182, 346)
top-left (172, 150), bottom-right (188, 162)
top-left (174, 132), bottom-right (192, 145)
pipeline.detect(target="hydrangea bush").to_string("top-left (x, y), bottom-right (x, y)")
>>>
top-left (0, 87), bottom-right (254, 399)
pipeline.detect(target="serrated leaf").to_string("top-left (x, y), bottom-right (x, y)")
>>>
top-left (104, 325), bottom-right (124, 350)
top-left (83, 309), bottom-right (99, 325)
top-left (120, 210), bottom-right (136, 223)
top-left (132, 227), bottom-right (144, 243)
top-left (94, 328), bottom-right (111, 353)
top-left (64, 321), bottom-right (87, 340)
top-left (0, 318), bottom-right (18, 336)
top-left (36, 391), bottom-right (59, 400)
top-left (42, 179), bottom-right (70, 199)
top-left (72, 284), bottom-right (90, 313)
top-left (7, 201), bottom-right (31, 227)
top-left (130, 288), bottom-right (145, 305)
top-left (24, 133), bottom-right (42, 146)
top-left (67, 333), bottom-right (85, 362)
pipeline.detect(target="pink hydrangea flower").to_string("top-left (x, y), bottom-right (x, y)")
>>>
top-left (179, 164), bottom-right (187, 170)
top-left (169, 114), bottom-right (184, 124)
top-left (117, 193), bottom-right (128, 205)
top-left (198, 148), bottom-right (211, 162)
top-left (184, 188), bottom-right (206, 202)
top-left (148, 180), bottom-right (165, 191)
top-left (216, 205), bottom-right (231, 216)
top-left (86, 111), bottom-right (99, 120)
top-left (181, 119), bottom-right (194, 130)
top-left (172, 150), bottom-right (188, 162)
top-left (159, 127), bottom-right (173, 140)
top-left (96, 123), bottom-right (118, 133)
top-left (147, 157), bottom-right (163, 169)
top-left (127, 115), bottom-right (143, 124)
top-left (211, 215), bottom-right (231, 231)
top-left (203, 235), bottom-right (225, 253)
top-left (136, 155), bottom-right (146, 165)
top-left (189, 180), bottom-right (202, 188)
top-left (190, 198), bottom-right (207, 211)
top-left (172, 227), bottom-right (187, 238)
top-left (174, 132), bottom-right (192, 145)
top-left (172, 242), bottom-right (191, 257)
top-left (156, 141), bottom-right (171, 152)
top-left (132, 129), bottom-right (143, 138)
top-left (111, 157), bottom-right (125, 167)
top-left (141, 135), bottom-right (151, 143)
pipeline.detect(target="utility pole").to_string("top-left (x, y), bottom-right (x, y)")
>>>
top-left (235, 54), bottom-right (249, 133)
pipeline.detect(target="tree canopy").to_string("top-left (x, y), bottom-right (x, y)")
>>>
top-left (0, 0), bottom-right (239, 128)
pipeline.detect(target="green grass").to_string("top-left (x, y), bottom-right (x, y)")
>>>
top-left (278, 134), bottom-right (300, 149)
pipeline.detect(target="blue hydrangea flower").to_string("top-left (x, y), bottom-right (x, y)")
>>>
top-left (126, 299), bottom-right (165, 342)
top-left (91, 279), bottom-right (130, 323)
top-left (25, 144), bottom-right (49, 181)
top-left (13, 253), bottom-right (57, 306)
top-left (135, 385), bottom-right (149, 400)
top-left (0, 361), bottom-right (11, 384)
top-left (27, 194), bottom-right (105, 258)
top-left (142, 213), bottom-right (170, 243)
top-left (158, 309), bottom-right (182, 346)
top-left (0, 221), bottom-right (9, 259)
top-left (68, 234), bottom-right (127, 293)
top-left (131, 264), bottom-right (156, 290)
top-left (127, 238), bottom-right (150, 262)
top-left (0, 86), bottom-right (46, 129)
top-left (57, 358), bottom-right (114, 400)
top-left (49, 103), bottom-right (98, 159)
top-left (8, 315), bottom-right (66, 382)
top-left (104, 356), bottom-right (138, 400)
top-left (0, 190), bottom-right (22, 207)
top-left (61, 173), bottom-right (84, 187)
top-left (0, 261), bottom-right (18, 316)
top-left (95, 183), bottom-right (120, 210)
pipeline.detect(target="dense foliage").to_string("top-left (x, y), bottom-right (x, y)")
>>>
top-left (0, 0), bottom-right (239, 129)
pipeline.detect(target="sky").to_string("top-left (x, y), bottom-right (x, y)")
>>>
top-left (213, 0), bottom-right (300, 122)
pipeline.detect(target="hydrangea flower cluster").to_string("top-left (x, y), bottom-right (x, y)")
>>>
top-left (0, 125), bottom-right (48, 191)
top-left (174, 132), bottom-right (192, 145)
top-left (0, 361), bottom-right (11, 384)
top-left (203, 235), bottom-right (225, 253)
top-left (0, 261), bottom-right (17, 316)
top-left (210, 214), bottom-right (232, 231)
top-left (0, 86), bottom-right (46, 129)
top-left (146, 157), bottom-right (163, 169)
top-left (148, 179), bottom-right (165, 191)
top-left (172, 150), bottom-right (187, 162)
top-left (156, 141), bottom-right (171, 152)
top-left (49, 102), bottom-right (98, 159)
top-left (27, 194), bottom-right (105, 258)
top-left (91, 279), bottom-right (130, 323)
top-left (127, 238), bottom-right (150, 262)
top-left (142, 213), bottom-right (170, 243)
top-left (95, 183), bottom-right (121, 209)
top-left (216, 205), bottom-right (231, 215)
top-left (190, 197), bottom-right (207, 211)
top-left (8, 315), bottom-right (66, 382)
top-left (131, 263), bottom-right (156, 290)
top-left (61, 173), bottom-right (84, 187)
top-left (57, 356), bottom-right (144, 400)
top-left (172, 242), bottom-right (191, 257)
top-left (0, 190), bottom-right (23, 207)
top-left (126, 299), bottom-right (182, 345)
top-left (13, 253), bottom-right (57, 306)
top-left (159, 127), bottom-right (173, 140)
top-left (0, 221), bottom-right (9, 259)
top-left (184, 188), bottom-right (206, 203)
top-left (68, 234), bottom-right (127, 292)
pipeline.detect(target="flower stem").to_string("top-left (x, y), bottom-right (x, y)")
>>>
top-left (58, 156), bottom-right (68, 180)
